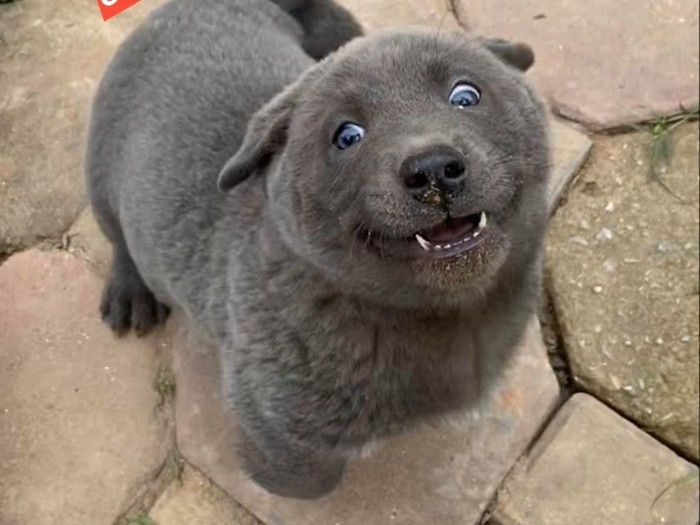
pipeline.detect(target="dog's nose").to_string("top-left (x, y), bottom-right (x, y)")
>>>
top-left (400, 150), bottom-right (466, 198)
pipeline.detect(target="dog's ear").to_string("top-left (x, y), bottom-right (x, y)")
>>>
top-left (481, 38), bottom-right (535, 72)
top-left (217, 81), bottom-right (301, 192)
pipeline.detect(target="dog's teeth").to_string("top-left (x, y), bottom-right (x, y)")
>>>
top-left (478, 211), bottom-right (487, 230)
top-left (415, 233), bottom-right (433, 251)
top-left (473, 230), bottom-right (480, 238)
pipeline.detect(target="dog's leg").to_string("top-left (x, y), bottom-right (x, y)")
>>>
top-left (238, 427), bottom-right (347, 499)
top-left (91, 192), bottom-right (168, 336)
top-left (100, 242), bottom-right (170, 336)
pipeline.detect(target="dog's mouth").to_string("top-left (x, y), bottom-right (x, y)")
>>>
top-left (413, 211), bottom-right (488, 259)
top-left (358, 211), bottom-right (489, 260)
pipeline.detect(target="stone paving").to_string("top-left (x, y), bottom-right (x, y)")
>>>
top-left (453, 0), bottom-right (699, 130)
top-left (0, 250), bottom-right (172, 525)
top-left (490, 394), bottom-right (699, 525)
top-left (0, 0), bottom-right (167, 258)
top-left (150, 466), bottom-right (262, 525)
top-left (0, 1), bottom-right (698, 524)
top-left (547, 124), bottom-right (700, 461)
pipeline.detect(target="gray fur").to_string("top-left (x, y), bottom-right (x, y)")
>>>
top-left (87, 0), bottom-right (549, 499)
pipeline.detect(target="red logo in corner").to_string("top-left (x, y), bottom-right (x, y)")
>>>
top-left (96, 0), bottom-right (143, 21)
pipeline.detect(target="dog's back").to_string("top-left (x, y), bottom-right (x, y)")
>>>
top-left (88, 0), bottom-right (360, 213)
top-left (86, 0), bottom-right (362, 330)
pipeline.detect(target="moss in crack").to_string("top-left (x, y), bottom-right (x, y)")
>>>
top-left (645, 104), bottom-right (699, 201)
top-left (154, 368), bottom-right (176, 405)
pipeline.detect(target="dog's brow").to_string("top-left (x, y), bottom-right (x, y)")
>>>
top-left (426, 59), bottom-right (451, 84)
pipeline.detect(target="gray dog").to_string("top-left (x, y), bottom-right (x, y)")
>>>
top-left (87, 0), bottom-right (549, 499)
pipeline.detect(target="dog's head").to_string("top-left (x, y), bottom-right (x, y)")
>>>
top-left (218, 31), bottom-right (549, 309)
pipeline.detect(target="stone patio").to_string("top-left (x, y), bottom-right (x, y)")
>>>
top-left (0, 0), bottom-right (698, 524)
top-left (490, 394), bottom-right (699, 525)
top-left (547, 124), bottom-right (700, 461)
top-left (452, 0), bottom-right (699, 130)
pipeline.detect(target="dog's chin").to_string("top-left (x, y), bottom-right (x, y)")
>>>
top-left (355, 211), bottom-right (512, 291)
top-left (409, 229), bottom-right (511, 293)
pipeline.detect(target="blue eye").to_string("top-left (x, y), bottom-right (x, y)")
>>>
top-left (448, 83), bottom-right (481, 107)
top-left (333, 122), bottom-right (365, 150)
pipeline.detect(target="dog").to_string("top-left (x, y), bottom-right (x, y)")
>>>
top-left (86, 0), bottom-right (550, 499)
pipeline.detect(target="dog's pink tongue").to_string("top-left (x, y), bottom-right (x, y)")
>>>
top-left (423, 216), bottom-right (478, 243)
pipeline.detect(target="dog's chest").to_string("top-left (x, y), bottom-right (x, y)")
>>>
top-left (291, 303), bottom-right (485, 437)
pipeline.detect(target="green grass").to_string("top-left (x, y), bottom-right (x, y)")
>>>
top-left (647, 104), bottom-right (699, 201)
top-left (154, 371), bottom-right (176, 401)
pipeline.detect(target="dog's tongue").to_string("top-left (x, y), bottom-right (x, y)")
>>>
top-left (423, 215), bottom-right (479, 243)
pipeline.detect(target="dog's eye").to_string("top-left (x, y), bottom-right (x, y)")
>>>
top-left (448, 83), bottom-right (481, 107)
top-left (333, 122), bottom-right (365, 150)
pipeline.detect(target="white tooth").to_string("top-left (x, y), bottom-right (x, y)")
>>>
top-left (445, 244), bottom-right (452, 249)
top-left (415, 233), bottom-right (433, 251)
top-left (473, 230), bottom-right (481, 237)
top-left (478, 211), bottom-right (487, 230)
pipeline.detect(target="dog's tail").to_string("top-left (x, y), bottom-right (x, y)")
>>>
top-left (268, 0), bottom-right (363, 60)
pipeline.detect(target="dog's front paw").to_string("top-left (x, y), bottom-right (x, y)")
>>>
top-left (238, 428), bottom-right (346, 499)
top-left (100, 264), bottom-right (169, 336)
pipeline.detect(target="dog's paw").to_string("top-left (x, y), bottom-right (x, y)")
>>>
top-left (238, 429), bottom-right (346, 499)
top-left (100, 269), bottom-right (169, 336)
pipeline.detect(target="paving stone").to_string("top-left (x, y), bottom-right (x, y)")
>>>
top-left (150, 465), bottom-right (262, 525)
top-left (173, 317), bottom-right (558, 525)
top-left (548, 119), bottom-right (592, 211)
top-left (490, 393), bottom-right (700, 525)
top-left (337, 0), bottom-right (460, 33)
top-left (453, 0), bottom-right (699, 130)
top-left (546, 123), bottom-right (699, 459)
top-left (67, 207), bottom-right (113, 278)
top-left (0, 249), bottom-right (171, 525)
top-left (0, 0), bottom-right (165, 255)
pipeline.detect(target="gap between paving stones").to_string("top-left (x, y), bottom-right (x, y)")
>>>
top-left (477, 385), bottom-right (572, 524)
top-left (538, 290), bottom-right (575, 394)
top-left (65, 243), bottom-right (185, 525)
top-left (487, 394), bottom-right (699, 525)
top-left (17, 241), bottom-right (185, 525)
top-left (576, 389), bottom-right (700, 466)
top-left (115, 345), bottom-right (182, 525)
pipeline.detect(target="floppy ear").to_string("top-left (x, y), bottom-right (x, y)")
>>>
top-left (217, 82), bottom-right (301, 192)
top-left (481, 38), bottom-right (535, 72)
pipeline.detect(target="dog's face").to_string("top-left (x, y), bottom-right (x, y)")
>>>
top-left (219, 31), bottom-right (550, 309)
